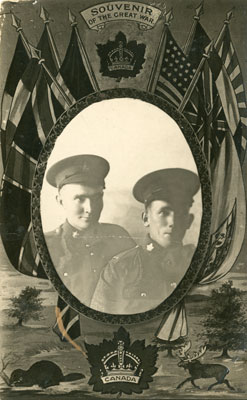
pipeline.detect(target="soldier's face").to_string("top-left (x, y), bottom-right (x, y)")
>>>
top-left (57, 184), bottom-right (104, 231)
top-left (143, 200), bottom-right (193, 248)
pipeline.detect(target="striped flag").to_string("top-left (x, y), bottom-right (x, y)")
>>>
top-left (215, 10), bottom-right (247, 163)
top-left (183, 11), bottom-right (246, 164)
top-left (178, 46), bottom-right (246, 283)
top-left (0, 52), bottom-right (44, 275)
top-left (154, 28), bottom-right (196, 108)
top-left (155, 45), bottom-right (246, 343)
top-left (0, 34), bottom-right (71, 278)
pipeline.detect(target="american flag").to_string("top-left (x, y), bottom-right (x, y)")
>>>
top-left (155, 28), bottom-right (196, 108)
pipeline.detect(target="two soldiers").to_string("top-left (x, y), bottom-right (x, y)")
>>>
top-left (45, 154), bottom-right (199, 314)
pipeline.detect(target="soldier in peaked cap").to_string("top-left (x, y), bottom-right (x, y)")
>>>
top-left (45, 154), bottom-right (135, 307)
top-left (90, 168), bottom-right (200, 315)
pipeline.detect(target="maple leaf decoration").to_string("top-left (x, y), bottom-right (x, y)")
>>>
top-left (96, 31), bottom-right (146, 81)
top-left (85, 326), bottom-right (158, 395)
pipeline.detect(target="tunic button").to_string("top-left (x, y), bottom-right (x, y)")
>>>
top-left (93, 269), bottom-right (97, 273)
top-left (141, 292), bottom-right (147, 297)
top-left (72, 231), bottom-right (79, 238)
top-left (64, 272), bottom-right (68, 277)
top-left (90, 252), bottom-right (94, 256)
top-left (85, 244), bottom-right (90, 248)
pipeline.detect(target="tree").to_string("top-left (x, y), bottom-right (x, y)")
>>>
top-left (198, 280), bottom-right (247, 358)
top-left (8, 286), bottom-right (43, 326)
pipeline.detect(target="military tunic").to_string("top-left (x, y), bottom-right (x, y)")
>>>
top-left (45, 220), bottom-right (135, 306)
top-left (90, 238), bottom-right (195, 314)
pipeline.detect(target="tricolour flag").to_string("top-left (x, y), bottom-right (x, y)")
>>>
top-left (1, 34), bottom-right (29, 165)
top-left (54, 21), bottom-right (96, 102)
top-left (184, 18), bottom-right (210, 68)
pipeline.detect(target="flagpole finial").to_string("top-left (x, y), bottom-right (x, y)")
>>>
top-left (194, 1), bottom-right (204, 20)
top-left (11, 12), bottom-right (22, 31)
top-left (165, 8), bottom-right (174, 26)
top-left (68, 9), bottom-right (77, 26)
top-left (29, 44), bottom-right (42, 60)
top-left (224, 8), bottom-right (234, 24)
top-left (40, 6), bottom-right (50, 24)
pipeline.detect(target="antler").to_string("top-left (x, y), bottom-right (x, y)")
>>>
top-left (176, 341), bottom-right (192, 360)
top-left (187, 345), bottom-right (207, 362)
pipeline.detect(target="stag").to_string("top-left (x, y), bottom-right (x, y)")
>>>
top-left (176, 342), bottom-right (235, 391)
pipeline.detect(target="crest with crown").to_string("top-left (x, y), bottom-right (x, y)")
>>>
top-left (85, 327), bottom-right (157, 394)
top-left (97, 32), bottom-right (146, 79)
top-left (100, 340), bottom-right (143, 384)
top-left (108, 40), bottom-right (135, 71)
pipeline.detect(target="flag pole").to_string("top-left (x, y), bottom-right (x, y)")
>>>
top-left (11, 13), bottom-right (31, 57)
top-left (39, 6), bottom-right (61, 70)
top-left (146, 9), bottom-right (174, 93)
top-left (68, 9), bottom-right (99, 92)
top-left (29, 45), bottom-right (73, 107)
top-left (178, 41), bottom-right (214, 112)
top-left (11, 15), bottom-right (73, 108)
top-left (183, 1), bottom-right (204, 55)
top-left (214, 9), bottom-right (233, 51)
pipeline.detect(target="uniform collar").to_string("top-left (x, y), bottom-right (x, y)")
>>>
top-left (144, 235), bottom-right (183, 254)
top-left (63, 220), bottom-right (101, 242)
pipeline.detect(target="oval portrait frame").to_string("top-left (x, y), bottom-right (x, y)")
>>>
top-left (32, 88), bottom-right (212, 324)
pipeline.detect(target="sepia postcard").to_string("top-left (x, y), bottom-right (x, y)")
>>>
top-left (0, 0), bottom-right (246, 399)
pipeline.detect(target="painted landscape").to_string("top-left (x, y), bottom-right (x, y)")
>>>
top-left (1, 242), bottom-right (247, 400)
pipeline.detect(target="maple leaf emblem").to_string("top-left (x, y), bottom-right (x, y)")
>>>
top-left (85, 326), bottom-right (158, 395)
top-left (96, 32), bottom-right (146, 81)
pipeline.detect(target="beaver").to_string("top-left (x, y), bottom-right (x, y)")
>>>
top-left (9, 360), bottom-right (85, 389)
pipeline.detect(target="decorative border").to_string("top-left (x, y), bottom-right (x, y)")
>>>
top-left (32, 88), bottom-right (212, 324)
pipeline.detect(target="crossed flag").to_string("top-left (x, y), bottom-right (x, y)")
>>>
top-left (0, 3), bottom-right (246, 343)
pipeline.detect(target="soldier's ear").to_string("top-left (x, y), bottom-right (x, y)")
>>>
top-left (187, 213), bottom-right (194, 229)
top-left (142, 211), bottom-right (150, 227)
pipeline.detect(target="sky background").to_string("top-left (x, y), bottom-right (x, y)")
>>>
top-left (41, 98), bottom-right (202, 245)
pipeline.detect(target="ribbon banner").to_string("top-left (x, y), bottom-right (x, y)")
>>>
top-left (80, 1), bottom-right (163, 31)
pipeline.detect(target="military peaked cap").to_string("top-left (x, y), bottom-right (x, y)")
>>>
top-left (133, 168), bottom-right (200, 207)
top-left (46, 154), bottom-right (110, 189)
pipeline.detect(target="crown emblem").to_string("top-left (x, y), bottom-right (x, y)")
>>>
top-left (100, 340), bottom-right (143, 384)
top-left (85, 327), bottom-right (158, 395)
top-left (97, 32), bottom-right (146, 81)
top-left (108, 41), bottom-right (135, 72)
